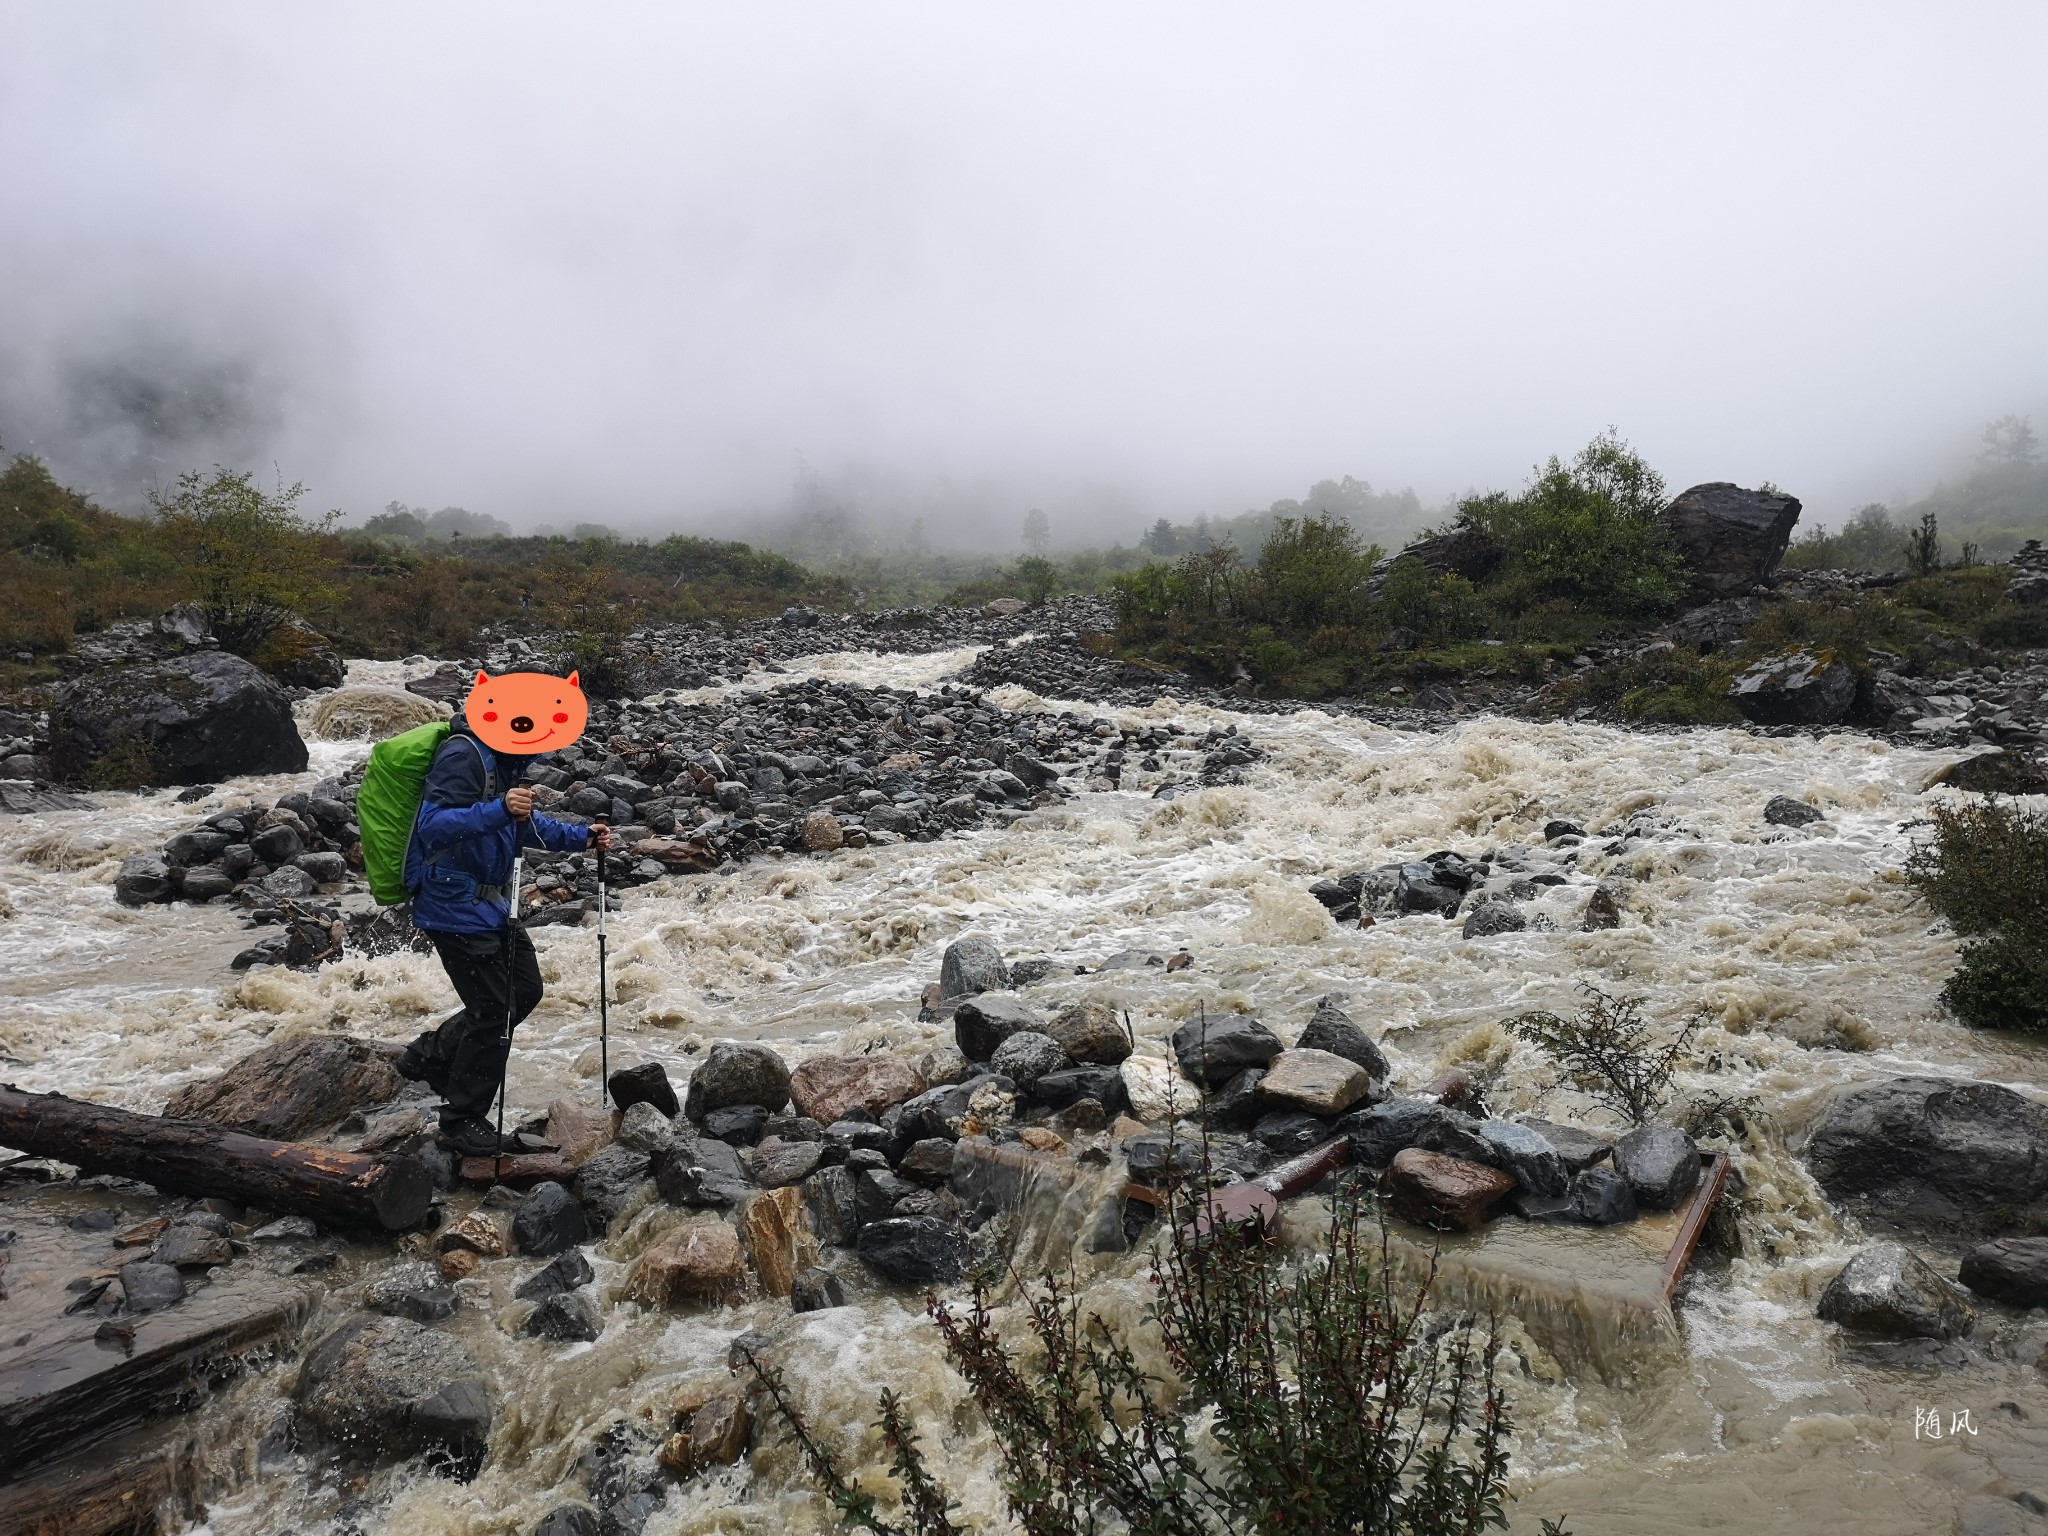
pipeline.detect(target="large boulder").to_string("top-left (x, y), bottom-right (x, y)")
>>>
top-left (1612, 1126), bottom-right (1700, 1210)
top-left (293, 1313), bottom-right (492, 1476)
top-left (683, 1043), bottom-right (791, 1120)
top-left (1044, 1000), bottom-right (1133, 1066)
top-left (789, 1055), bottom-right (926, 1125)
top-left (1656, 481), bottom-right (1802, 600)
top-left (1365, 525), bottom-right (1506, 599)
top-left (856, 1215), bottom-right (968, 1286)
top-left (1255, 1049), bottom-right (1372, 1117)
top-left (1728, 648), bottom-right (1856, 727)
top-left (954, 994), bottom-right (1046, 1063)
top-left (1816, 1242), bottom-right (1974, 1341)
top-left (49, 650), bottom-right (307, 787)
top-left (1379, 1149), bottom-right (1514, 1231)
top-left (1338, 1099), bottom-right (1491, 1168)
top-left (246, 618), bottom-right (346, 690)
top-left (624, 1220), bottom-right (748, 1306)
top-left (1294, 1000), bottom-right (1388, 1082)
top-left (163, 1034), bottom-right (404, 1139)
top-left (1804, 1076), bottom-right (2048, 1240)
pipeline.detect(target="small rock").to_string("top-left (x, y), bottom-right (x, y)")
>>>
top-left (525, 1291), bottom-right (602, 1343)
top-left (1957, 1237), bottom-right (2048, 1309)
top-left (915, 1045), bottom-right (972, 1087)
top-left (1612, 1126), bottom-right (1701, 1210)
top-left (514, 1181), bottom-right (592, 1258)
top-left (615, 1101), bottom-right (675, 1154)
top-left (746, 1136), bottom-right (824, 1188)
top-left (953, 994), bottom-right (1046, 1062)
top-left (114, 856), bottom-right (176, 906)
top-left (990, 1031), bottom-right (1068, 1089)
top-left (1044, 1001), bottom-right (1132, 1065)
top-left (438, 1209), bottom-right (513, 1259)
top-left (1566, 1167), bottom-right (1637, 1225)
top-left (683, 1042), bottom-right (791, 1119)
top-left (120, 1262), bottom-right (185, 1313)
top-left (152, 1223), bottom-right (234, 1269)
top-left (1252, 1109), bottom-right (1331, 1157)
top-left (703, 1104), bottom-right (770, 1146)
top-left (438, 1248), bottom-right (482, 1282)
top-left (625, 1221), bottom-right (748, 1307)
top-left (896, 1139), bottom-right (958, 1186)
top-left (1817, 1242), bottom-right (1975, 1341)
top-left (1729, 647), bottom-right (1855, 726)
top-left (1379, 1149), bottom-right (1515, 1231)
top-left (607, 1061), bottom-right (681, 1119)
top-left (515, 1249), bottom-right (596, 1301)
top-left (573, 1146), bottom-right (657, 1230)
top-left (939, 935), bottom-right (1009, 998)
top-left (802, 1166), bottom-right (859, 1247)
top-left (1579, 887), bottom-right (1622, 931)
top-left (855, 1167), bottom-right (920, 1227)
top-left (546, 1098), bottom-right (621, 1165)
top-left (1255, 1048), bottom-right (1372, 1116)
top-left (801, 810), bottom-right (845, 851)
top-left (1461, 903), bottom-right (1527, 939)
top-left (1293, 999), bottom-right (1388, 1081)
top-left (365, 1262), bottom-right (460, 1323)
top-left (250, 1214), bottom-right (319, 1242)
top-left (653, 1136), bottom-right (753, 1209)
top-left (1476, 1119), bottom-right (1568, 1198)
top-left (1119, 1055), bottom-right (1200, 1122)
top-left (857, 1216), bottom-right (968, 1286)
top-left (791, 1266), bottom-right (847, 1312)
top-left (1206, 1067), bottom-right (1267, 1130)
top-left (1168, 1014), bottom-right (1283, 1088)
top-left (1764, 795), bottom-right (1825, 827)
top-left (1543, 819), bottom-right (1585, 841)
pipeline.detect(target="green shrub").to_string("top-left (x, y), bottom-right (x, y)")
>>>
top-left (1374, 558), bottom-right (1487, 646)
top-left (1451, 430), bottom-right (1685, 619)
top-left (746, 1180), bottom-right (1557, 1536)
top-left (1247, 638), bottom-right (1299, 681)
top-left (1905, 799), bottom-right (2048, 1034)
top-left (149, 468), bottom-right (339, 653)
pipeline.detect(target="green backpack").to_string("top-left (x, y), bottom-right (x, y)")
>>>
top-left (356, 720), bottom-right (453, 905)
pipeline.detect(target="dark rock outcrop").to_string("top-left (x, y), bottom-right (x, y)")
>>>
top-left (1657, 481), bottom-right (1802, 599)
top-left (1169, 1014), bottom-right (1282, 1088)
top-left (49, 650), bottom-right (308, 787)
top-left (1729, 648), bottom-right (1856, 727)
top-left (162, 1034), bottom-right (405, 1139)
top-left (294, 1313), bottom-right (493, 1476)
top-left (1957, 1236), bottom-right (2048, 1309)
top-left (1816, 1242), bottom-right (1974, 1341)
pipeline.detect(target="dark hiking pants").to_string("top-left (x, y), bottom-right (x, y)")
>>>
top-left (410, 928), bottom-right (543, 1124)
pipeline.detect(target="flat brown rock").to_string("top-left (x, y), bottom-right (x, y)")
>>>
top-left (788, 1054), bottom-right (926, 1126)
top-left (458, 1152), bottom-right (575, 1188)
top-left (162, 1034), bottom-right (404, 1139)
top-left (1255, 1048), bottom-right (1372, 1116)
top-left (737, 1186), bottom-right (820, 1298)
top-left (1379, 1148), bottom-right (1514, 1232)
top-left (545, 1097), bottom-right (621, 1166)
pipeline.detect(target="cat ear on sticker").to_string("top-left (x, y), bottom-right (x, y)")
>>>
top-left (463, 668), bottom-right (590, 754)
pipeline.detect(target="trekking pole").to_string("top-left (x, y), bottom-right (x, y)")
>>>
top-left (596, 843), bottom-right (610, 1108)
top-left (495, 849), bottom-right (525, 1185)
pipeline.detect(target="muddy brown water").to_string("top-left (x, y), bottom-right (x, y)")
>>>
top-left (1, 650), bottom-right (2045, 1534)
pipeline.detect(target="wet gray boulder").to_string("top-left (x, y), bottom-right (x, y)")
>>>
top-left (1338, 1099), bottom-right (1491, 1168)
top-left (162, 1033), bottom-right (406, 1140)
top-left (1566, 1167), bottom-right (1637, 1225)
top-left (608, 1061), bottom-right (680, 1119)
top-left (50, 650), bottom-right (307, 788)
top-left (1477, 1119), bottom-right (1567, 1198)
top-left (939, 935), bottom-right (1009, 998)
top-left (1764, 796), bottom-right (1825, 827)
top-left (1729, 648), bottom-right (1855, 727)
top-left (802, 1166), bottom-right (859, 1246)
top-left (1817, 1242), bottom-right (1974, 1340)
top-left (1612, 1126), bottom-right (1700, 1210)
top-left (703, 1104), bottom-right (768, 1146)
top-left (1657, 481), bottom-right (1802, 599)
top-left (516, 1250), bottom-right (596, 1301)
top-left (1804, 1076), bottom-right (2048, 1240)
top-left (683, 1043), bottom-right (790, 1119)
top-left (857, 1216), bottom-right (968, 1286)
top-left (1517, 1118), bottom-right (1613, 1174)
top-left (572, 1147), bottom-right (654, 1230)
top-left (1392, 864), bottom-right (1463, 919)
top-left (991, 1031), bottom-right (1068, 1089)
top-left (1044, 1000), bottom-right (1132, 1065)
top-left (1294, 1000), bottom-right (1389, 1082)
top-left (1031, 1066), bottom-right (1125, 1114)
top-left (294, 1312), bottom-right (492, 1476)
top-left (745, 1136), bottom-right (823, 1188)
top-left (1169, 1014), bottom-right (1282, 1088)
top-left (1957, 1237), bottom-right (2048, 1309)
top-left (615, 1100), bottom-right (676, 1154)
top-left (954, 994), bottom-right (1045, 1062)
top-left (534, 1505), bottom-right (600, 1536)
top-left (515, 1181), bottom-right (591, 1257)
top-left (364, 1262), bottom-right (459, 1323)
top-left (1252, 1109), bottom-right (1329, 1158)
top-left (854, 1167), bottom-right (920, 1227)
top-left (653, 1135), bottom-right (753, 1209)
top-left (525, 1291), bottom-right (601, 1343)
top-left (114, 856), bottom-right (175, 906)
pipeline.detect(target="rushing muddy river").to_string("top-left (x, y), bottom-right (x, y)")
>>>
top-left (3, 645), bottom-right (2045, 1535)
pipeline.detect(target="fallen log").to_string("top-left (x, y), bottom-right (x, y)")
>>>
top-left (0, 1086), bottom-right (433, 1233)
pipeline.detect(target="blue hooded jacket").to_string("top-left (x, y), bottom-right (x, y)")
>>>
top-left (404, 723), bottom-right (590, 934)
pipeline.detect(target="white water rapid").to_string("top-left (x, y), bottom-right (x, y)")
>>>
top-left (2, 645), bottom-right (2044, 1535)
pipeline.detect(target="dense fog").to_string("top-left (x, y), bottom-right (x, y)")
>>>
top-left (2, 4), bottom-right (2045, 541)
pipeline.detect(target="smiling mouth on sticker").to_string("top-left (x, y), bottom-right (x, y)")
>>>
top-left (511, 728), bottom-right (556, 745)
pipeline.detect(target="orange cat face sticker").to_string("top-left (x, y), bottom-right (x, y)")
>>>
top-left (465, 670), bottom-right (588, 755)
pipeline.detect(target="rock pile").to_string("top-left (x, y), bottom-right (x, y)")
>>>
top-left (116, 775), bottom-right (367, 913)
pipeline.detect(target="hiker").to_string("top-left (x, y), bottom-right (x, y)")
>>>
top-left (396, 715), bottom-right (612, 1155)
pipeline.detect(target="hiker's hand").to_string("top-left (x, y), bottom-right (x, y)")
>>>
top-left (590, 822), bottom-right (614, 851)
top-left (504, 786), bottom-right (535, 820)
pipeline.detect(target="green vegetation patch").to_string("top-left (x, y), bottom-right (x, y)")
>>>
top-left (1906, 798), bottom-right (2048, 1035)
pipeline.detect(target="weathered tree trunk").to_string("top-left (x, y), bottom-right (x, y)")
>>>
top-left (0, 1086), bottom-right (432, 1233)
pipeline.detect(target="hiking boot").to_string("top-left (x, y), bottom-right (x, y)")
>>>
top-left (435, 1117), bottom-right (506, 1157)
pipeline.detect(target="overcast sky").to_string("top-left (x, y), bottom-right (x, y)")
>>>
top-left (2, 4), bottom-right (2044, 539)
